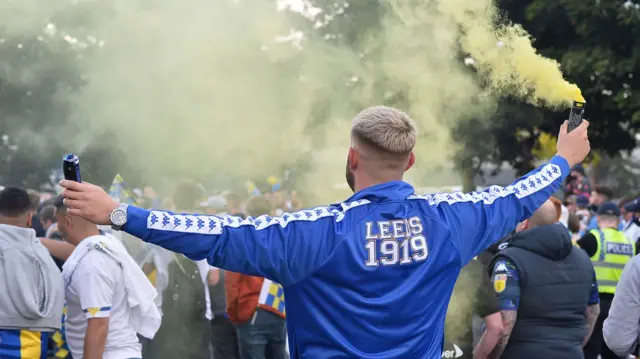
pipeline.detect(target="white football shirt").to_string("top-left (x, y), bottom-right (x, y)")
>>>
top-left (65, 244), bottom-right (141, 359)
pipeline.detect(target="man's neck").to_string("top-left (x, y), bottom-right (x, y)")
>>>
top-left (0, 216), bottom-right (28, 228)
top-left (354, 176), bottom-right (403, 193)
top-left (75, 228), bottom-right (102, 245)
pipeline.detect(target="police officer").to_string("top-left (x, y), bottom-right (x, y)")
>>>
top-left (577, 201), bottom-right (636, 359)
top-left (488, 200), bottom-right (599, 359)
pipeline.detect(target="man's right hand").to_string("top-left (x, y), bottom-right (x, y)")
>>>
top-left (556, 120), bottom-right (590, 168)
top-left (59, 180), bottom-right (118, 225)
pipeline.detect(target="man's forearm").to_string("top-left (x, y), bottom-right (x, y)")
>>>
top-left (474, 313), bottom-right (503, 359)
top-left (488, 311), bottom-right (516, 359)
top-left (123, 206), bottom-right (278, 281)
top-left (584, 304), bottom-right (600, 346)
top-left (124, 206), bottom-right (223, 263)
top-left (84, 318), bottom-right (109, 359)
top-left (39, 238), bottom-right (75, 260)
top-left (474, 327), bottom-right (501, 359)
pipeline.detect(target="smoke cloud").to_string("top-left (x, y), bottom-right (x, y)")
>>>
top-left (7, 0), bottom-right (580, 200)
top-left (4, 0), bottom-right (585, 346)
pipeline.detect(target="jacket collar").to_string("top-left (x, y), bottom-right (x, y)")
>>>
top-left (344, 181), bottom-right (415, 202)
top-left (0, 224), bottom-right (37, 249)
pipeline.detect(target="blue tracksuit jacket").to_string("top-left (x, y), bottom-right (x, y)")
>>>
top-left (124, 155), bottom-right (570, 358)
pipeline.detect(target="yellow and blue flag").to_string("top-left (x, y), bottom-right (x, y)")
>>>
top-left (246, 181), bottom-right (261, 197)
top-left (51, 303), bottom-right (70, 358)
top-left (0, 330), bottom-right (50, 359)
top-left (266, 176), bottom-right (281, 192)
top-left (258, 279), bottom-right (286, 318)
top-left (108, 174), bottom-right (138, 205)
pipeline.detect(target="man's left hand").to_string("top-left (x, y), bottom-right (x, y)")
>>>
top-left (59, 180), bottom-right (118, 225)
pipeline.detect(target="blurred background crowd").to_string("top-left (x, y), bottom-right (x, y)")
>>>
top-left (1, 161), bottom-right (636, 359)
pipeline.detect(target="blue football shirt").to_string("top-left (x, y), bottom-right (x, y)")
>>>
top-left (124, 155), bottom-right (570, 358)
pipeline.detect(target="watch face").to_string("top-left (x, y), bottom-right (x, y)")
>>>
top-left (111, 210), bottom-right (127, 226)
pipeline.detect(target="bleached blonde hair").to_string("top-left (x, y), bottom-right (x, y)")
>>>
top-left (351, 106), bottom-right (417, 154)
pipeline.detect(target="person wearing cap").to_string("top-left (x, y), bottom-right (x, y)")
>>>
top-left (621, 196), bottom-right (640, 249)
top-left (576, 194), bottom-right (590, 210)
top-left (574, 195), bottom-right (591, 233)
top-left (585, 186), bottom-right (623, 233)
top-left (564, 164), bottom-right (592, 199)
top-left (577, 202), bottom-right (637, 359)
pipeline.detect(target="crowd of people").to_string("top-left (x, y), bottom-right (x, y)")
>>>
top-left (3, 174), bottom-right (639, 358)
top-left (0, 180), bottom-right (299, 359)
top-left (1, 105), bottom-right (639, 359)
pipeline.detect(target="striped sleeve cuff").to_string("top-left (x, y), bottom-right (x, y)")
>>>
top-left (83, 306), bottom-right (111, 318)
top-left (550, 155), bottom-right (571, 176)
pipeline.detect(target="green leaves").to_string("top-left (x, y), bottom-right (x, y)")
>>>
top-left (464, 0), bottom-right (640, 177)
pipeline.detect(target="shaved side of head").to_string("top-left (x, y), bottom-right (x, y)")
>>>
top-left (528, 200), bottom-right (559, 228)
top-left (350, 106), bottom-right (418, 171)
top-left (345, 106), bottom-right (419, 192)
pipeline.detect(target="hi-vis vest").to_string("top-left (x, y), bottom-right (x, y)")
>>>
top-left (590, 228), bottom-right (635, 294)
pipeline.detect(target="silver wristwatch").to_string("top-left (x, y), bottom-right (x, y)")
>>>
top-left (110, 203), bottom-right (129, 231)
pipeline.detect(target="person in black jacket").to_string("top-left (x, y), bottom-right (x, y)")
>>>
top-left (488, 200), bottom-right (600, 359)
top-left (27, 189), bottom-right (46, 237)
top-left (38, 204), bottom-right (66, 271)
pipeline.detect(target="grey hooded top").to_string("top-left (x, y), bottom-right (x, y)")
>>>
top-left (604, 254), bottom-right (640, 356)
top-left (0, 224), bottom-right (64, 331)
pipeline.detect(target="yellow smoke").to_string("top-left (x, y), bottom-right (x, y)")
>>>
top-left (428, 0), bottom-right (584, 107)
top-left (445, 262), bottom-right (480, 350)
top-left (462, 25), bottom-right (586, 106)
top-left (533, 132), bottom-right (558, 160)
top-left (7, 0), bottom-right (582, 202)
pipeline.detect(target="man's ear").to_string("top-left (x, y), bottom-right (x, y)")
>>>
top-left (348, 147), bottom-right (358, 170)
top-left (405, 152), bottom-right (416, 171)
top-left (64, 215), bottom-right (73, 230)
top-left (26, 211), bottom-right (33, 228)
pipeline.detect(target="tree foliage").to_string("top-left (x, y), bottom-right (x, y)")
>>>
top-left (0, 13), bottom-right (124, 189)
top-left (0, 35), bottom-right (77, 188)
top-left (486, 0), bottom-right (640, 172)
top-left (1, 0), bottom-right (639, 191)
top-left (454, 0), bottom-right (640, 191)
